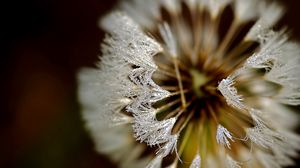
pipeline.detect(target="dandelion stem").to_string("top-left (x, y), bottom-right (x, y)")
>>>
top-left (206, 102), bottom-right (219, 124)
top-left (178, 122), bottom-right (193, 156)
top-left (168, 89), bottom-right (190, 98)
top-left (216, 20), bottom-right (241, 57)
top-left (155, 99), bottom-right (181, 114)
top-left (177, 106), bottom-right (197, 134)
top-left (160, 85), bottom-right (180, 91)
top-left (165, 98), bottom-right (193, 119)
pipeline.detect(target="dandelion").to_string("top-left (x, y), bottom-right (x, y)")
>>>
top-left (78, 0), bottom-right (300, 167)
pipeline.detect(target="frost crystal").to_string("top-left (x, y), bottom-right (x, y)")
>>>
top-left (218, 77), bottom-right (245, 110)
top-left (101, 12), bottom-right (162, 69)
top-left (189, 154), bottom-right (201, 168)
top-left (133, 117), bottom-right (176, 146)
top-left (216, 124), bottom-right (234, 149)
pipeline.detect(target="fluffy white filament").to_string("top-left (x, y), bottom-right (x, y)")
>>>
top-left (216, 124), bottom-right (234, 149)
top-left (218, 77), bottom-right (245, 110)
top-left (100, 12), bottom-right (162, 69)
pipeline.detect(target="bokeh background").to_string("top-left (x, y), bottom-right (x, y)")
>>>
top-left (1, 0), bottom-right (300, 168)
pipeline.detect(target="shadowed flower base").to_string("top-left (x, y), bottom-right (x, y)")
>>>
top-left (78, 0), bottom-right (300, 167)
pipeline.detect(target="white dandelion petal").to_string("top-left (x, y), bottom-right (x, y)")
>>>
top-left (78, 68), bottom-right (133, 127)
top-left (260, 99), bottom-right (299, 130)
top-left (184, 0), bottom-right (197, 10)
top-left (189, 154), bottom-right (201, 168)
top-left (146, 155), bottom-right (163, 168)
top-left (226, 155), bottom-right (241, 168)
top-left (246, 2), bottom-right (284, 41)
top-left (218, 77), bottom-right (246, 110)
top-left (249, 109), bottom-right (268, 130)
top-left (133, 117), bottom-right (176, 146)
top-left (100, 12), bottom-right (162, 69)
top-left (156, 134), bottom-right (178, 157)
top-left (120, 0), bottom-right (161, 29)
top-left (161, 0), bottom-right (181, 14)
top-left (272, 148), bottom-right (295, 167)
top-left (256, 151), bottom-right (281, 168)
top-left (159, 22), bottom-right (178, 57)
top-left (246, 125), bottom-right (284, 149)
top-left (234, 0), bottom-right (261, 22)
top-left (264, 45), bottom-right (300, 105)
top-left (245, 29), bottom-right (288, 69)
top-left (207, 0), bottom-right (232, 18)
top-left (216, 124), bottom-right (234, 149)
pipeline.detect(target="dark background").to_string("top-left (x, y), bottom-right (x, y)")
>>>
top-left (1, 0), bottom-right (299, 168)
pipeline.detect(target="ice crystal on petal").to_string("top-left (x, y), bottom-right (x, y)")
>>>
top-left (216, 124), bottom-right (234, 149)
top-left (245, 30), bottom-right (288, 69)
top-left (218, 77), bottom-right (245, 110)
top-left (133, 117), bottom-right (176, 146)
top-left (246, 125), bottom-right (284, 150)
top-left (189, 154), bottom-right (201, 168)
top-left (246, 2), bottom-right (284, 41)
top-left (156, 134), bottom-right (178, 157)
top-left (100, 12), bottom-right (162, 69)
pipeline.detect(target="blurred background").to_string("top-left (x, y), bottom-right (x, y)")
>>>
top-left (1, 0), bottom-right (300, 168)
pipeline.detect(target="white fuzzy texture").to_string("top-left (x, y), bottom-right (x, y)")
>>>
top-left (261, 99), bottom-right (300, 130)
top-left (216, 124), bottom-right (234, 149)
top-left (246, 2), bottom-right (284, 41)
top-left (256, 151), bottom-right (281, 168)
top-left (81, 12), bottom-right (178, 165)
top-left (234, 0), bottom-right (261, 22)
top-left (246, 109), bottom-right (284, 150)
top-left (265, 43), bottom-right (300, 105)
top-left (207, 0), bottom-right (232, 18)
top-left (247, 109), bottom-right (300, 167)
top-left (156, 134), bottom-right (178, 157)
top-left (226, 155), bottom-right (241, 168)
top-left (78, 67), bottom-right (133, 127)
top-left (184, 0), bottom-right (197, 10)
top-left (245, 30), bottom-right (288, 69)
top-left (189, 154), bottom-right (201, 168)
top-left (245, 28), bottom-right (300, 105)
top-left (101, 12), bottom-right (162, 69)
top-left (119, 0), bottom-right (161, 29)
top-left (218, 77), bottom-right (245, 110)
top-left (161, 0), bottom-right (181, 14)
top-left (133, 117), bottom-right (176, 146)
top-left (146, 155), bottom-right (163, 168)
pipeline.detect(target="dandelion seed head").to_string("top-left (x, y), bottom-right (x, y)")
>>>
top-left (78, 0), bottom-right (300, 167)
